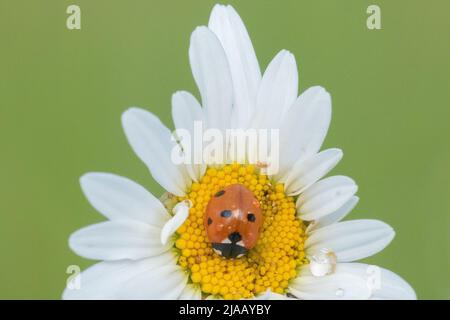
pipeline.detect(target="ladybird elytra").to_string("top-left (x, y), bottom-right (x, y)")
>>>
top-left (204, 184), bottom-right (263, 258)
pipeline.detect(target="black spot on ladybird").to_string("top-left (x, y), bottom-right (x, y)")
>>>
top-left (220, 210), bottom-right (232, 218)
top-left (215, 190), bottom-right (225, 197)
top-left (207, 217), bottom-right (213, 225)
top-left (247, 213), bottom-right (256, 222)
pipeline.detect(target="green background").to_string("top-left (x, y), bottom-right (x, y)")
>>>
top-left (1, 0), bottom-right (449, 299)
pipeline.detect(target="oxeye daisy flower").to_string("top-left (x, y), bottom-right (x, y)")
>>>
top-left (64, 4), bottom-right (416, 300)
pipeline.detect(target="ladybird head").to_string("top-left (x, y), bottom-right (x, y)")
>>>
top-left (204, 184), bottom-right (263, 258)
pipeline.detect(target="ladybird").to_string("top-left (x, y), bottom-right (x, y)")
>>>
top-left (204, 184), bottom-right (263, 258)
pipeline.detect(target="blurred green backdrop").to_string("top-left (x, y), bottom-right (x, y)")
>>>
top-left (1, 0), bottom-right (449, 299)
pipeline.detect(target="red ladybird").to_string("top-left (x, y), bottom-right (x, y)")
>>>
top-left (204, 184), bottom-right (263, 258)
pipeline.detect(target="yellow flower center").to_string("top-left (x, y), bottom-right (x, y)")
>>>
top-left (174, 163), bottom-right (307, 299)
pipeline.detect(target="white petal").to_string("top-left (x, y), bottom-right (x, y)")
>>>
top-left (309, 196), bottom-right (359, 231)
top-left (282, 148), bottom-right (343, 196)
top-left (277, 86), bottom-right (331, 177)
top-left (209, 4), bottom-right (261, 128)
top-left (336, 263), bottom-right (416, 300)
top-left (289, 264), bottom-right (372, 300)
top-left (306, 219), bottom-right (395, 262)
top-left (178, 284), bottom-right (202, 300)
top-left (121, 107), bottom-right (190, 196)
top-left (254, 290), bottom-right (296, 300)
top-left (172, 91), bottom-right (203, 133)
top-left (171, 91), bottom-right (207, 181)
top-left (160, 200), bottom-right (191, 245)
top-left (290, 263), bottom-right (416, 300)
top-left (189, 26), bottom-right (233, 132)
top-left (80, 172), bottom-right (170, 226)
top-left (117, 264), bottom-right (188, 299)
top-left (69, 220), bottom-right (170, 261)
top-left (367, 266), bottom-right (417, 300)
top-left (62, 253), bottom-right (176, 299)
top-left (252, 50), bottom-right (298, 129)
top-left (297, 176), bottom-right (358, 221)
